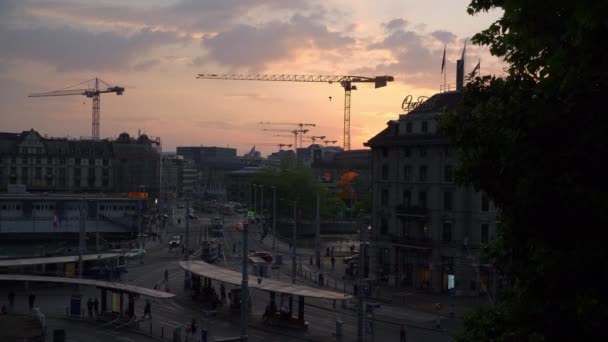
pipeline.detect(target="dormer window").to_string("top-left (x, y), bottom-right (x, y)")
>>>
top-left (406, 122), bottom-right (413, 133)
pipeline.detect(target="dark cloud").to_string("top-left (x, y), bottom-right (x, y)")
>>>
top-left (27, 0), bottom-right (311, 33)
top-left (200, 14), bottom-right (355, 69)
top-left (383, 18), bottom-right (408, 31)
top-left (133, 59), bottom-right (161, 72)
top-left (431, 30), bottom-right (457, 43)
top-left (0, 26), bottom-right (183, 72)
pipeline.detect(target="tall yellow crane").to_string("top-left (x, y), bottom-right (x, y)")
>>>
top-left (28, 78), bottom-right (124, 140)
top-left (196, 74), bottom-right (394, 150)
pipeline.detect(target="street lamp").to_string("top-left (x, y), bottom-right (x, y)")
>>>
top-left (271, 186), bottom-right (276, 252)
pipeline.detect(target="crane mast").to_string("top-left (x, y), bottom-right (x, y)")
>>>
top-left (29, 77), bottom-right (124, 140)
top-left (197, 73), bottom-right (393, 150)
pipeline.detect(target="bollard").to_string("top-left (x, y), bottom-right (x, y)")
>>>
top-left (161, 327), bottom-right (164, 338)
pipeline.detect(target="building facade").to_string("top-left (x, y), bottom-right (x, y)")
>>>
top-left (0, 130), bottom-right (161, 197)
top-left (365, 92), bottom-right (498, 296)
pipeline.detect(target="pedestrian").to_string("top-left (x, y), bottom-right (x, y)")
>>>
top-left (164, 269), bottom-right (169, 282)
top-left (400, 324), bottom-right (407, 342)
top-left (87, 298), bottom-right (93, 318)
top-left (1, 304), bottom-right (7, 315)
top-left (144, 299), bottom-right (151, 319)
top-left (220, 283), bottom-right (226, 303)
top-left (8, 291), bottom-right (15, 311)
top-left (331, 256), bottom-right (336, 270)
top-left (94, 298), bottom-right (99, 317)
top-left (28, 293), bottom-right (35, 311)
top-left (190, 318), bottom-right (197, 335)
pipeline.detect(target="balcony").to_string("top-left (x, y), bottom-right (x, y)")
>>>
top-left (390, 234), bottom-right (433, 248)
top-left (394, 204), bottom-right (427, 218)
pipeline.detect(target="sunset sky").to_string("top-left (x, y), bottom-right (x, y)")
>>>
top-left (0, 0), bottom-right (503, 156)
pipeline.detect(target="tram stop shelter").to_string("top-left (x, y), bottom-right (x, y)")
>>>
top-left (0, 274), bottom-right (174, 319)
top-left (180, 260), bottom-right (351, 328)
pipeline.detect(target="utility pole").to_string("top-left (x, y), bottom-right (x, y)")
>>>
top-left (240, 219), bottom-right (249, 341)
top-left (272, 186), bottom-right (276, 252)
top-left (315, 192), bottom-right (321, 269)
top-left (185, 198), bottom-right (190, 261)
top-left (137, 199), bottom-right (142, 249)
top-left (78, 197), bottom-right (85, 280)
top-left (292, 200), bottom-right (297, 284)
top-left (357, 220), bottom-right (366, 341)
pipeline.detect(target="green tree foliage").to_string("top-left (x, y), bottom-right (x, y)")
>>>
top-left (251, 166), bottom-right (345, 220)
top-left (440, 1), bottom-right (608, 340)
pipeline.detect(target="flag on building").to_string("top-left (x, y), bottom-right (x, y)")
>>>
top-left (441, 45), bottom-right (446, 74)
top-left (472, 59), bottom-right (480, 75)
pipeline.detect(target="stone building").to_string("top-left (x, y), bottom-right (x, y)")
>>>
top-left (0, 129), bottom-right (161, 197)
top-left (365, 91), bottom-right (498, 296)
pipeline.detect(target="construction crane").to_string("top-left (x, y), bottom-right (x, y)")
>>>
top-left (278, 144), bottom-right (293, 150)
top-left (29, 78), bottom-right (124, 140)
top-left (324, 140), bottom-right (338, 146)
top-left (263, 128), bottom-right (309, 150)
top-left (259, 121), bottom-right (316, 132)
top-left (307, 136), bottom-right (326, 144)
top-left (197, 74), bottom-right (394, 150)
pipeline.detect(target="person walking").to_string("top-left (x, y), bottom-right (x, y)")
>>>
top-left (8, 291), bottom-right (15, 311)
top-left (164, 269), bottom-right (169, 283)
top-left (331, 256), bottom-right (336, 270)
top-left (220, 283), bottom-right (226, 304)
top-left (144, 299), bottom-right (151, 319)
top-left (87, 298), bottom-right (93, 318)
top-left (28, 293), bottom-right (35, 311)
top-left (94, 298), bottom-right (99, 317)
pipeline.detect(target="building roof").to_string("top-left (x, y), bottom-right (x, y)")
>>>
top-left (0, 274), bottom-right (175, 298)
top-left (0, 253), bottom-right (121, 267)
top-left (179, 260), bottom-right (352, 300)
top-left (365, 91), bottom-right (462, 147)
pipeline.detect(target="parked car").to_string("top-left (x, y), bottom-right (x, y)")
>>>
top-left (125, 249), bottom-right (146, 258)
top-left (343, 254), bottom-right (359, 264)
top-left (249, 251), bottom-right (273, 263)
top-left (169, 235), bottom-right (182, 247)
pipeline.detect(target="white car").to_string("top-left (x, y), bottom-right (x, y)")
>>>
top-left (125, 249), bottom-right (146, 258)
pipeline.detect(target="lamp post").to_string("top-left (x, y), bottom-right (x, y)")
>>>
top-left (292, 200), bottom-right (297, 284)
top-left (253, 184), bottom-right (257, 218)
top-left (272, 186), bottom-right (276, 252)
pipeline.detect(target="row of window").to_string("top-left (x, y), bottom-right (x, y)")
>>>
top-left (381, 164), bottom-right (453, 183)
top-left (380, 146), bottom-right (453, 159)
top-left (3, 157), bottom-right (110, 166)
top-left (381, 189), bottom-right (491, 212)
top-left (404, 120), bottom-right (429, 134)
top-left (4, 167), bottom-right (110, 177)
top-left (442, 222), bottom-right (491, 244)
top-left (0, 203), bottom-right (135, 211)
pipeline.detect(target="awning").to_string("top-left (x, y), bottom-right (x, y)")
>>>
top-left (0, 274), bottom-right (174, 298)
top-left (180, 260), bottom-right (352, 301)
top-left (0, 253), bottom-right (122, 267)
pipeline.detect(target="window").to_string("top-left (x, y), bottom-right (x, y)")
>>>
top-left (59, 158), bottom-right (66, 165)
top-left (418, 191), bottom-right (427, 208)
top-left (403, 190), bottom-right (411, 207)
top-left (381, 164), bottom-right (389, 180)
top-left (481, 223), bottom-right (489, 243)
top-left (444, 165), bottom-right (453, 182)
top-left (444, 192), bottom-right (453, 210)
top-left (381, 147), bottom-right (388, 158)
top-left (35, 167), bottom-right (42, 179)
top-left (406, 122), bottom-right (412, 133)
top-left (403, 165), bottom-right (411, 181)
top-left (75, 158), bottom-right (81, 165)
top-left (419, 165), bottom-right (427, 182)
top-left (381, 189), bottom-right (389, 207)
top-left (422, 121), bottom-right (428, 132)
top-left (381, 218), bottom-right (388, 234)
top-left (419, 147), bottom-right (427, 157)
top-left (442, 222), bottom-right (452, 242)
top-left (481, 194), bottom-right (489, 212)
top-left (103, 159), bottom-right (109, 166)
top-left (89, 158), bottom-right (95, 166)
top-left (403, 147), bottom-right (411, 158)
top-left (444, 146), bottom-right (452, 157)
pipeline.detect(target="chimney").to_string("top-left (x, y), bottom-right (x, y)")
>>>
top-left (456, 59), bottom-right (464, 91)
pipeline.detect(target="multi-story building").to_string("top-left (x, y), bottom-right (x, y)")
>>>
top-left (0, 129), bottom-right (161, 197)
top-left (365, 91), bottom-right (498, 296)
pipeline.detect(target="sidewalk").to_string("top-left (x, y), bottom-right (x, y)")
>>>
top-left (257, 230), bottom-right (483, 320)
